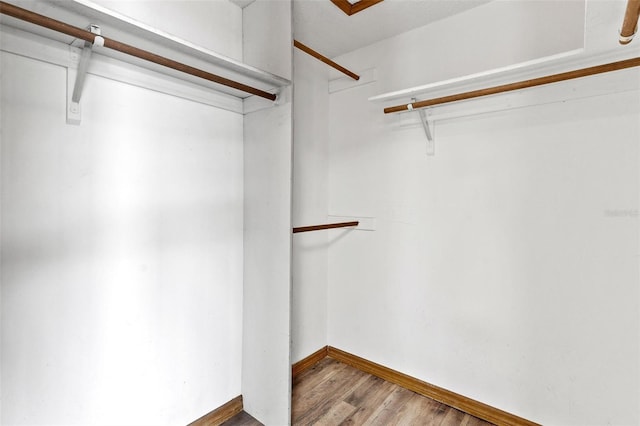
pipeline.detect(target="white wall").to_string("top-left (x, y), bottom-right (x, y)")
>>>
top-left (291, 49), bottom-right (330, 363)
top-left (242, 0), bottom-right (292, 81)
top-left (1, 2), bottom-right (246, 424)
top-left (327, 0), bottom-right (586, 92)
top-left (291, 0), bottom-right (588, 370)
top-left (328, 85), bottom-right (639, 425)
top-left (0, 52), bottom-right (244, 425)
top-left (293, 1), bottom-right (639, 425)
top-left (242, 102), bottom-right (292, 425)
top-left (92, 0), bottom-right (243, 61)
top-left (241, 1), bottom-right (293, 424)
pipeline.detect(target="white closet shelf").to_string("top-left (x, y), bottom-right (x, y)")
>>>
top-left (0, 0), bottom-right (291, 100)
top-left (369, 47), bottom-right (640, 107)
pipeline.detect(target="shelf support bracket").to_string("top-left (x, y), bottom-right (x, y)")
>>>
top-left (409, 98), bottom-right (434, 156)
top-left (67, 24), bottom-right (103, 125)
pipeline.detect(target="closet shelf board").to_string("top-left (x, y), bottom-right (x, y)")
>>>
top-left (0, 0), bottom-right (291, 100)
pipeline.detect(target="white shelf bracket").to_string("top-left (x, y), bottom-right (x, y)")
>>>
top-left (410, 98), bottom-right (435, 156)
top-left (67, 24), bottom-right (103, 125)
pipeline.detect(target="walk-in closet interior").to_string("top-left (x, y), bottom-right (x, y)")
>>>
top-left (1, 0), bottom-right (638, 425)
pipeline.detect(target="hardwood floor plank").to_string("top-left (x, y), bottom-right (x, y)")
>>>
top-left (292, 356), bottom-right (496, 426)
top-left (292, 360), bottom-right (344, 404)
top-left (219, 411), bottom-right (262, 426)
top-left (395, 394), bottom-right (449, 426)
top-left (293, 356), bottom-right (338, 387)
top-left (327, 347), bottom-right (535, 426)
top-left (360, 386), bottom-right (415, 425)
top-left (293, 358), bottom-right (346, 396)
top-left (294, 366), bottom-right (370, 424)
top-left (227, 355), bottom-right (498, 425)
top-left (292, 359), bottom-right (352, 419)
top-left (441, 407), bottom-right (469, 424)
top-left (339, 376), bottom-right (397, 425)
top-left (461, 415), bottom-right (495, 426)
top-left (313, 400), bottom-right (359, 425)
top-left (343, 375), bottom-right (385, 406)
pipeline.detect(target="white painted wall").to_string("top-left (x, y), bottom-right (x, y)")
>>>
top-left (92, 0), bottom-right (243, 61)
top-left (291, 49), bottom-right (330, 363)
top-left (0, 52), bottom-right (244, 424)
top-left (242, 102), bottom-right (292, 425)
top-left (241, 1), bottom-right (293, 424)
top-left (288, 1), bottom-right (639, 425)
top-left (0, 1), bottom-right (249, 424)
top-left (328, 85), bottom-right (639, 425)
top-left (327, 0), bottom-right (586, 89)
top-left (242, 0), bottom-right (293, 81)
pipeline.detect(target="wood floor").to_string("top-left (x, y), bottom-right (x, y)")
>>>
top-left (221, 357), bottom-right (495, 425)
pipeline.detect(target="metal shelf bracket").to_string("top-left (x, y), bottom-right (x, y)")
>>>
top-left (410, 98), bottom-right (435, 156)
top-left (67, 24), bottom-right (103, 125)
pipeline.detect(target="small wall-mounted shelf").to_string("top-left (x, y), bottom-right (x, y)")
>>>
top-left (385, 55), bottom-right (640, 114)
top-left (369, 47), bottom-right (640, 109)
top-left (369, 49), bottom-right (587, 104)
top-left (369, 46), bottom-right (640, 153)
top-left (0, 0), bottom-right (290, 104)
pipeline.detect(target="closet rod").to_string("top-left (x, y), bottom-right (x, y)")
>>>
top-left (0, 1), bottom-right (278, 101)
top-left (620, 0), bottom-right (640, 44)
top-left (293, 221), bottom-right (359, 233)
top-left (383, 57), bottom-right (640, 114)
top-left (294, 40), bottom-right (360, 80)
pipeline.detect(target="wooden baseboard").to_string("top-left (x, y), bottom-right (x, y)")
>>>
top-left (292, 345), bottom-right (329, 378)
top-left (188, 395), bottom-right (243, 426)
top-left (323, 346), bottom-right (539, 426)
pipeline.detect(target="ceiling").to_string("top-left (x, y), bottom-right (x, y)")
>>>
top-left (293, 0), bottom-right (491, 58)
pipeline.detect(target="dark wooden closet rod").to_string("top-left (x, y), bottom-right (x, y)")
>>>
top-left (294, 40), bottom-right (360, 81)
top-left (0, 1), bottom-right (278, 101)
top-left (620, 0), bottom-right (640, 44)
top-left (293, 221), bottom-right (359, 233)
top-left (384, 56), bottom-right (640, 114)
